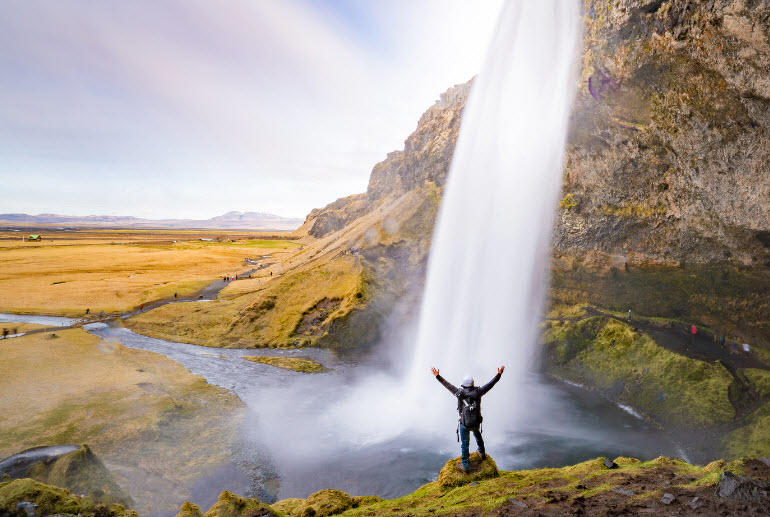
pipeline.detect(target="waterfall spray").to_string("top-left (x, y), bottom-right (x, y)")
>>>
top-left (405, 0), bottom-right (581, 439)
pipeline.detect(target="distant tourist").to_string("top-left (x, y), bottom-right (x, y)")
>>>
top-left (690, 325), bottom-right (697, 335)
top-left (174, 292), bottom-right (178, 298)
top-left (2, 328), bottom-right (8, 339)
top-left (431, 365), bottom-right (505, 473)
top-left (85, 308), bottom-right (90, 315)
top-left (627, 309), bottom-right (632, 321)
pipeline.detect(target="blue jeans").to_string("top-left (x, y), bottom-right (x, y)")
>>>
top-left (459, 424), bottom-right (485, 470)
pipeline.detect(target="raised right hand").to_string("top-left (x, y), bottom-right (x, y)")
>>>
top-left (431, 367), bottom-right (439, 377)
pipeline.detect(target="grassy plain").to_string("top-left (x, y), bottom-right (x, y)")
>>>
top-left (0, 228), bottom-right (301, 316)
top-left (0, 328), bottom-right (243, 515)
top-left (0, 322), bottom-right (48, 333)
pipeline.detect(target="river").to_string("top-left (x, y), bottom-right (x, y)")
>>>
top-left (0, 313), bottom-right (688, 513)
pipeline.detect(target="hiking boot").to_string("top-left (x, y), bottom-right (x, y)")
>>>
top-left (479, 451), bottom-right (486, 461)
top-left (457, 464), bottom-right (470, 474)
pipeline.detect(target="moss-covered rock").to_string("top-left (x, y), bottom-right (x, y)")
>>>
top-left (7, 444), bottom-right (133, 506)
top-left (270, 497), bottom-right (304, 515)
top-left (176, 501), bottom-right (204, 517)
top-left (202, 490), bottom-right (279, 517)
top-left (543, 316), bottom-right (735, 428)
top-left (0, 478), bottom-right (137, 517)
top-left (294, 489), bottom-right (353, 517)
top-left (242, 356), bottom-right (324, 373)
top-left (436, 452), bottom-right (499, 488)
top-left (272, 493), bottom-right (383, 517)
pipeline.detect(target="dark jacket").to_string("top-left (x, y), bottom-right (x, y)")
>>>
top-left (435, 372), bottom-right (501, 424)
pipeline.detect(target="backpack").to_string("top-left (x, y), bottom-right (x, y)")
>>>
top-left (458, 390), bottom-right (482, 428)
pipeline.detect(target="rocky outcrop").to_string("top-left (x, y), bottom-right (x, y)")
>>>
top-left (290, 0), bottom-right (770, 353)
top-left (557, 0), bottom-right (770, 266)
top-left (0, 444), bottom-right (131, 507)
top-left (299, 81), bottom-right (470, 239)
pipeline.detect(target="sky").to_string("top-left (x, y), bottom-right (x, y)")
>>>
top-left (0, 0), bottom-right (502, 219)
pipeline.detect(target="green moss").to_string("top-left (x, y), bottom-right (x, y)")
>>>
top-left (339, 454), bottom-right (736, 517)
top-left (560, 193), bottom-right (578, 210)
top-left (549, 264), bottom-right (770, 354)
top-left (23, 444), bottom-right (132, 506)
top-left (744, 369), bottom-right (770, 398)
top-left (543, 317), bottom-right (734, 427)
top-left (202, 490), bottom-right (279, 517)
top-left (294, 489), bottom-right (354, 517)
top-left (722, 402), bottom-right (770, 459)
top-left (435, 453), bottom-right (499, 488)
top-left (270, 498), bottom-right (304, 515)
top-left (0, 478), bottom-right (137, 517)
top-left (177, 501), bottom-right (204, 517)
top-left (242, 356), bottom-right (324, 373)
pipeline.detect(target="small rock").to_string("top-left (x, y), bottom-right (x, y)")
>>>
top-left (16, 502), bottom-right (37, 517)
top-left (469, 482), bottom-right (479, 486)
top-left (611, 487), bottom-right (635, 497)
top-left (603, 458), bottom-right (618, 469)
top-left (759, 458), bottom-right (770, 467)
top-left (660, 493), bottom-right (675, 505)
top-left (715, 471), bottom-right (770, 501)
top-left (508, 498), bottom-right (528, 509)
top-left (687, 497), bottom-right (703, 510)
top-left (575, 484), bottom-right (587, 490)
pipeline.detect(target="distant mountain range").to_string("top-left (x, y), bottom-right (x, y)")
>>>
top-left (0, 211), bottom-right (303, 231)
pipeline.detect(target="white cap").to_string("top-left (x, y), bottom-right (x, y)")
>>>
top-left (461, 375), bottom-right (474, 387)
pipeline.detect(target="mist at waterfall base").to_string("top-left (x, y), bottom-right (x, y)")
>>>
top-left (240, 1), bottom-right (680, 501)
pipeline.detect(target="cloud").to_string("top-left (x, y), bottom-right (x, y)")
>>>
top-left (0, 0), bottom-right (501, 219)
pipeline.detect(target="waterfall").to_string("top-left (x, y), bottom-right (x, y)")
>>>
top-left (404, 1), bottom-right (581, 439)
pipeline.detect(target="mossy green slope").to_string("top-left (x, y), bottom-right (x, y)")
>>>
top-left (261, 455), bottom-right (766, 517)
top-left (19, 444), bottom-right (132, 506)
top-left (542, 316), bottom-right (734, 428)
top-left (0, 478), bottom-right (137, 517)
top-left (201, 490), bottom-right (279, 517)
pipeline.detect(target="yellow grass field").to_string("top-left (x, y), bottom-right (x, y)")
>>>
top-left (126, 255), bottom-right (365, 348)
top-left (0, 322), bottom-right (47, 334)
top-left (0, 230), bottom-right (302, 316)
top-left (0, 328), bottom-right (243, 514)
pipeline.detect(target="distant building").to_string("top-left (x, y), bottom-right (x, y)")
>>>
top-left (27, 234), bottom-right (41, 241)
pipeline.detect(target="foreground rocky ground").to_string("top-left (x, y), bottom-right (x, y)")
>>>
top-left (3, 453), bottom-right (769, 516)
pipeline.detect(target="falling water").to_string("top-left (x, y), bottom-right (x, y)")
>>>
top-left (405, 1), bottom-right (582, 438)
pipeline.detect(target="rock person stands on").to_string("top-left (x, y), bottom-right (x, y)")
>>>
top-left (431, 365), bottom-right (505, 472)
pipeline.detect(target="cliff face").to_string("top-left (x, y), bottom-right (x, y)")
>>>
top-left (557, 0), bottom-right (770, 266)
top-left (293, 0), bottom-right (769, 349)
top-left (304, 1), bottom-right (769, 267)
top-left (300, 82), bottom-right (470, 239)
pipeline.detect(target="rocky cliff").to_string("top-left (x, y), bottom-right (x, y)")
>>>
top-left (295, 0), bottom-right (769, 349)
top-left (303, 0), bottom-right (769, 266)
top-left (557, 0), bottom-right (770, 266)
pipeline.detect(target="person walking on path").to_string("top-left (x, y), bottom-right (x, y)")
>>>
top-left (431, 365), bottom-right (505, 473)
top-left (627, 309), bottom-right (632, 321)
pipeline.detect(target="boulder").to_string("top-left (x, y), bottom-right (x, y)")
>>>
top-left (202, 491), bottom-right (279, 517)
top-left (660, 493), bottom-right (675, 505)
top-left (293, 489), bottom-right (353, 517)
top-left (715, 471), bottom-right (770, 502)
top-left (436, 452), bottom-right (499, 488)
top-left (602, 458), bottom-right (618, 469)
top-left (176, 501), bottom-right (203, 517)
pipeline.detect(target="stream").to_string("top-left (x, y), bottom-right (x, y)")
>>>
top-left (1, 313), bottom-right (689, 514)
